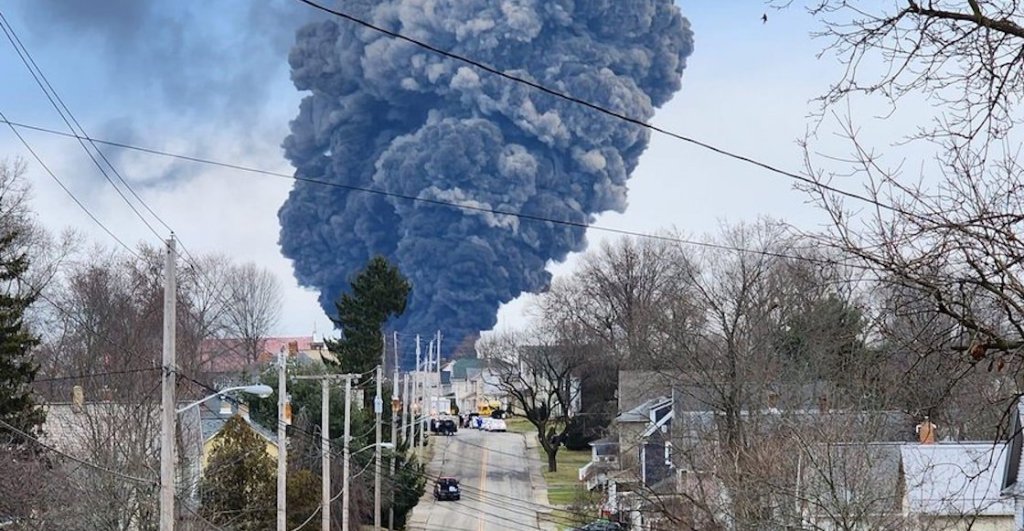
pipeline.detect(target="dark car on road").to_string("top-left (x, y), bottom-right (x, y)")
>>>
top-left (437, 419), bottom-right (457, 435)
top-left (433, 477), bottom-right (461, 501)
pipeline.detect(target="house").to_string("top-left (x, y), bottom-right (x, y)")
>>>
top-left (579, 438), bottom-right (620, 490)
top-left (901, 443), bottom-right (1011, 530)
top-left (38, 388), bottom-right (207, 520)
top-left (200, 334), bottom-right (337, 383)
top-left (1000, 398), bottom-right (1024, 529)
top-left (445, 358), bottom-right (507, 414)
top-left (198, 396), bottom-right (278, 470)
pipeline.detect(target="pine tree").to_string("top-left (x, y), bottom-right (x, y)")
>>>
top-left (327, 256), bottom-right (410, 375)
top-left (0, 227), bottom-right (43, 443)
top-left (200, 415), bottom-right (275, 530)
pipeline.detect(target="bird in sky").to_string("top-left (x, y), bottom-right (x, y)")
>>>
top-left (762, 13), bottom-right (768, 24)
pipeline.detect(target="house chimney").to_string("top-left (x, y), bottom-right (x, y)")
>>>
top-left (916, 416), bottom-right (937, 444)
top-left (288, 341), bottom-right (299, 356)
top-left (239, 402), bottom-right (250, 422)
top-left (219, 399), bottom-right (233, 416)
top-left (100, 386), bottom-right (113, 402)
top-left (72, 385), bottom-right (84, 413)
top-left (817, 395), bottom-right (829, 413)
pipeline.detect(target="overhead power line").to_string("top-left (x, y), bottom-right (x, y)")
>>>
top-left (2, 119), bottom-right (868, 269)
top-left (0, 11), bottom-right (168, 241)
top-left (0, 418), bottom-right (157, 486)
top-left (292, 0), bottom-right (908, 219)
top-left (0, 111), bottom-right (142, 258)
top-left (31, 366), bottom-right (160, 384)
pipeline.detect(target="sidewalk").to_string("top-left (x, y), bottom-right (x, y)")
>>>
top-left (522, 431), bottom-right (560, 531)
top-left (405, 438), bottom-right (438, 530)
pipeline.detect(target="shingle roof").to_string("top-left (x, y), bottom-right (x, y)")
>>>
top-left (448, 358), bottom-right (485, 380)
top-left (616, 396), bottom-right (671, 423)
top-left (199, 397), bottom-right (277, 446)
top-left (902, 443), bottom-right (1012, 516)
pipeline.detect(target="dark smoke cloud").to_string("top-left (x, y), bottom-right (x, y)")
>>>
top-left (15, 0), bottom-right (313, 116)
top-left (279, 0), bottom-right (693, 364)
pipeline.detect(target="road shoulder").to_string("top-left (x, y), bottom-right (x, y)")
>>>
top-left (521, 431), bottom-right (559, 531)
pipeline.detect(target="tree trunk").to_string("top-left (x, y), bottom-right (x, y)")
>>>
top-left (547, 447), bottom-right (558, 473)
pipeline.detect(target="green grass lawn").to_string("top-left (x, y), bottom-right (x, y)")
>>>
top-left (542, 449), bottom-right (591, 505)
top-left (536, 448), bottom-right (603, 529)
top-left (504, 416), bottom-right (535, 434)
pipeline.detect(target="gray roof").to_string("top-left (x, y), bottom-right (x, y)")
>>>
top-left (199, 397), bottom-right (277, 445)
top-left (448, 358), bottom-right (485, 380)
top-left (618, 371), bottom-right (679, 413)
top-left (803, 442), bottom-right (904, 514)
top-left (616, 396), bottom-right (671, 423)
top-left (902, 443), bottom-right (1011, 516)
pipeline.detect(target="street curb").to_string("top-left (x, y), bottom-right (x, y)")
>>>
top-left (520, 432), bottom-right (560, 531)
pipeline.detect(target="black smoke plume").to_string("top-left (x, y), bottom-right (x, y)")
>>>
top-left (280, 0), bottom-right (693, 365)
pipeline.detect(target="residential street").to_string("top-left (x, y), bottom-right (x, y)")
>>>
top-left (407, 428), bottom-right (551, 531)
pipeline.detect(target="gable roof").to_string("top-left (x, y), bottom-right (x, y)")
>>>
top-left (199, 397), bottom-right (277, 447)
top-left (616, 396), bottom-right (671, 424)
top-left (901, 443), bottom-right (1011, 516)
top-left (448, 358), bottom-right (485, 380)
top-left (200, 336), bottom-right (327, 374)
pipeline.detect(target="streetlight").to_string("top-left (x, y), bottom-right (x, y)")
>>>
top-left (175, 384), bottom-right (274, 413)
top-left (161, 384), bottom-right (274, 529)
top-left (351, 441), bottom-right (395, 456)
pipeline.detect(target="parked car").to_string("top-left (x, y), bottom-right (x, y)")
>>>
top-left (483, 418), bottom-right (507, 432)
top-left (433, 477), bottom-right (461, 501)
top-left (437, 419), bottom-right (457, 435)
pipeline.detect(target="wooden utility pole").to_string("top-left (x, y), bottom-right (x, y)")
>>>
top-left (295, 373), bottom-right (360, 531)
top-left (159, 236), bottom-right (177, 531)
top-left (389, 333), bottom-right (399, 531)
top-left (374, 364), bottom-right (383, 530)
top-left (277, 350), bottom-right (287, 531)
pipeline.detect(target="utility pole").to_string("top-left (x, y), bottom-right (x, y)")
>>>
top-left (277, 350), bottom-right (287, 531)
top-left (389, 332), bottom-right (399, 531)
top-left (295, 373), bottom-right (360, 531)
top-left (342, 375), bottom-right (353, 531)
top-left (403, 371), bottom-right (411, 449)
top-left (422, 340), bottom-right (431, 449)
top-left (436, 330), bottom-right (442, 414)
top-left (159, 236), bottom-right (177, 531)
top-left (374, 364), bottom-right (383, 531)
top-left (414, 335), bottom-right (421, 455)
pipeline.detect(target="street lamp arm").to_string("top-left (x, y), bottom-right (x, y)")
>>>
top-left (175, 384), bottom-right (273, 414)
top-left (351, 442), bottom-right (395, 456)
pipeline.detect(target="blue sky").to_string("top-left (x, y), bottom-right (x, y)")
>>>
top-left (0, 2), bottom-right (927, 337)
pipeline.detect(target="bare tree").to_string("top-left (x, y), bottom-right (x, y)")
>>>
top-left (790, 0), bottom-right (1024, 375)
top-left (538, 235), bottom-right (693, 367)
top-left (480, 326), bottom-right (586, 472)
top-left (222, 262), bottom-right (283, 367)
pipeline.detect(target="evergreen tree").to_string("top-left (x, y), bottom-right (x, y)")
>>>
top-left (286, 469), bottom-right (321, 529)
top-left (327, 256), bottom-right (410, 375)
top-left (0, 228), bottom-right (42, 442)
top-left (200, 416), bottom-right (275, 530)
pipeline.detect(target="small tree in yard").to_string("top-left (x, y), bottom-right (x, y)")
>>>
top-left (481, 329), bottom-right (584, 472)
top-left (201, 416), bottom-right (274, 530)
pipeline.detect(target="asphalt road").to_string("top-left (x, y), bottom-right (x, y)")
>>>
top-left (407, 427), bottom-right (547, 531)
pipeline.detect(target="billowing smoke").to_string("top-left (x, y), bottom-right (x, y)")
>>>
top-left (279, 0), bottom-right (693, 363)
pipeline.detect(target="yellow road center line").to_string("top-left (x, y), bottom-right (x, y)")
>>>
top-left (478, 444), bottom-right (489, 531)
